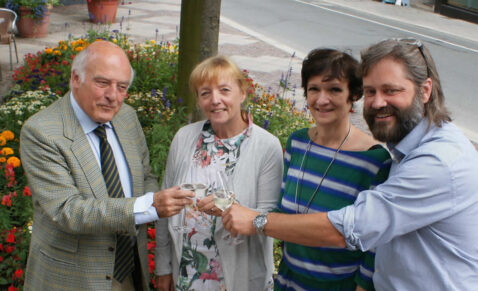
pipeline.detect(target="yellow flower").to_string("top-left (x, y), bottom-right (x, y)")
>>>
top-left (150, 40), bottom-right (155, 44)
top-left (6, 156), bottom-right (21, 168)
top-left (1, 130), bottom-right (14, 141)
top-left (1, 147), bottom-right (14, 156)
top-left (45, 48), bottom-right (53, 54)
top-left (74, 46), bottom-right (85, 52)
top-left (113, 39), bottom-right (117, 44)
top-left (0, 136), bottom-right (6, 146)
top-left (0, 157), bottom-right (5, 163)
top-left (53, 50), bottom-right (62, 56)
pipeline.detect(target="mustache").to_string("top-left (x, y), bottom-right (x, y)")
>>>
top-left (365, 105), bottom-right (399, 117)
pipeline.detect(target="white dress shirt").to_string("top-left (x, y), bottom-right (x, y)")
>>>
top-left (70, 93), bottom-right (158, 224)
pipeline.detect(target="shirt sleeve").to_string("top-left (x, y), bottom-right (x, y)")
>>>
top-left (329, 151), bottom-right (454, 251)
top-left (133, 192), bottom-right (159, 224)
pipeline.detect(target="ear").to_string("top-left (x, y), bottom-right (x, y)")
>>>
top-left (71, 71), bottom-right (81, 89)
top-left (421, 77), bottom-right (432, 104)
top-left (240, 89), bottom-right (247, 104)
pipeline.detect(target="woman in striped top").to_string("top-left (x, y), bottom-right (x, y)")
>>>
top-left (222, 49), bottom-right (391, 291)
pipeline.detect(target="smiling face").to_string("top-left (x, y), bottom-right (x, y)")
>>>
top-left (196, 74), bottom-right (246, 136)
top-left (306, 74), bottom-right (352, 127)
top-left (71, 43), bottom-right (132, 124)
top-left (363, 57), bottom-right (428, 143)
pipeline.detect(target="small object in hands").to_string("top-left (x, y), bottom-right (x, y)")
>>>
top-left (172, 183), bottom-right (196, 233)
top-left (213, 190), bottom-right (235, 211)
top-left (253, 212), bottom-right (268, 234)
top-left (193, 183), bottom-right (207, 199)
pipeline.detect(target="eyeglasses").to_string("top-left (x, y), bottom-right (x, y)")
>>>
top-left (395, 38), bottom-right (431, 78)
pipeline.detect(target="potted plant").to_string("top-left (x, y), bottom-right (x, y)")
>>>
top-left (6, 0), bottom-right (59, 38)
top-left (87, 0), bottom-right (118, 24)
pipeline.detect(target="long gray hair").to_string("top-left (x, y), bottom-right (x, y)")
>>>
top-left (360, 38), bottom-right (451, 127)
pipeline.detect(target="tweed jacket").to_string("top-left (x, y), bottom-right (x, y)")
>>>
top-left (20, 94), bottom-right (159, 290)
top-left (155, 120), bottom-right (284, 290)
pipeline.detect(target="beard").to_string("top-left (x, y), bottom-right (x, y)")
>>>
top-left (364, 93), bottom-right (424, 144)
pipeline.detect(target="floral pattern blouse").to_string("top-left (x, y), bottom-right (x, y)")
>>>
top-left (175, 120), bottom-right (251, 291)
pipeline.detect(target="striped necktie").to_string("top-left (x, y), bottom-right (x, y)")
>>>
top-left (93, 125), bottom-right (134, 283)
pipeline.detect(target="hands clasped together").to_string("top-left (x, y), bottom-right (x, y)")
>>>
top-left (152, 186), bottom-right (260, 237)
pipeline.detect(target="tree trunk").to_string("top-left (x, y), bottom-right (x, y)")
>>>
top-left (177, 0), bottom-right (221, 122)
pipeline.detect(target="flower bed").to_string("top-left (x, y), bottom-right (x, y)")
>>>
top-left (0, 30), bottom-right (311, 290)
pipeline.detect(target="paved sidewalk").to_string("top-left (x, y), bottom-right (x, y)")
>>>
top-left (1, 0), bottom-right (477, 139)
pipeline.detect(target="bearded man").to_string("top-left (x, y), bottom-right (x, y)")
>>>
top-left (222, 38), bottom-right (478, 290)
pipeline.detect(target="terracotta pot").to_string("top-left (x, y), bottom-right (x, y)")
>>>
top-left (87, 0), bottom-right (119, 24)
top-left (17, 7), bottom-right (50, 38)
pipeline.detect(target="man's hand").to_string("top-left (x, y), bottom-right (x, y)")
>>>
top-left (156, 273), bottom-right (174, 291)
top-left (222, 204), bottom-right (259, 237)
top-left (153, 186), bottom-right (194, 218)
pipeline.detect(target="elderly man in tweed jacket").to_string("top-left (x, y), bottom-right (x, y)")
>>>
top-left (20, 41), bottom-right (193, 291)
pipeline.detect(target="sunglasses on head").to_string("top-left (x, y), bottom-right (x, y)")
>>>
top-left (394, 38), bottom-right (431, 78)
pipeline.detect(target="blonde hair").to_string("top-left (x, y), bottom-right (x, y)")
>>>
top-left (189, 55), bottom-right (248, 98)
top-left (189, 55), bottom-right (249, 122)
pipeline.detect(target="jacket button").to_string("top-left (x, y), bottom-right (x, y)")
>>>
top-left (106, 275), bottom-right (112, 280)
top-left (108, 246), bottom-right (115, 251)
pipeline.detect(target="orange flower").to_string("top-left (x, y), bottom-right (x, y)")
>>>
top-left (1, 130), bottom-right (14, 141)
top-left (0, 136), bottom-right (6, 146)
top-left (74, 46), bottom-right (84, 52)
top-left (1, 147), bottom-right (14, 156)
top-left (6, 157), bottom-right (20, 168)
top-left (53, 50), bottom-right (62, 56)
top-left (0, 157), bottom-right (6, 163)
top-left (45, 48), bottom-right (53, 54)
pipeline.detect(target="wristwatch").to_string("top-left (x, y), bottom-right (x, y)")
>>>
top-left (253, 212), bottom-right (268, 234)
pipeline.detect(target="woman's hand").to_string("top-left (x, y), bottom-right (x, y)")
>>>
top-left (197, 195), bottom-right (222, 217)
top-left (156, 274), bottom-right (174, 291)
top-left (222, 204), bottom-right (259, 236)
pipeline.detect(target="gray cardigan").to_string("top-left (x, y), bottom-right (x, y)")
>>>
top-left (155, 120), bottom-right (283, 290)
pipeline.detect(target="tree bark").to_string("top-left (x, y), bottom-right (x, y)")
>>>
top-left (177, 0), bottom-right (221, 122)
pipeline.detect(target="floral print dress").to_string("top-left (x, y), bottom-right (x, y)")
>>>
top-left (175, 120), bottom-right (251, 291)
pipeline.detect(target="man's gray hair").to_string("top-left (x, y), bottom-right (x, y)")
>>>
top-left (360, 38), bottom-right (451, 127)
top-left (70, 44), bottom-right (135, 87)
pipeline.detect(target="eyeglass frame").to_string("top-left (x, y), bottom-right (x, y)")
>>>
top-left (393, 37), bottom-right (431, 78)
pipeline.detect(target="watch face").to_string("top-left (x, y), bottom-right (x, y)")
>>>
top-left (255, 215), bottom-right (267, 229)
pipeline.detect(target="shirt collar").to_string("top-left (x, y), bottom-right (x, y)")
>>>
top-left (70, 92), bottom-right (112, 135)
top-left (387, 118), bottom-right (429, 162)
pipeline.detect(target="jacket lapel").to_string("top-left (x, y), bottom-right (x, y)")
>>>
top-left (112, 114), bottom-right (142, 198)
top-left (61, 94), bottom-right (109, 199)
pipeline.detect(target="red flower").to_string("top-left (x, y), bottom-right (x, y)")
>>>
top-left (6, 230), bottom-right (15, 243)
top-left (5, 246), bottom-right (15, 253)
top-left (0, 243), bottom-right (4, 251)
top-left (199, 271), bottom-right (219, 281)
top-left (14, 269), bottom-right (23, 279)
top-left (24, 186), bottom-right (31, 197)
top-left (0, 256), bottom-right (3, 262)
top-left (148, 253), bottom-right (155, 274)
top-left (188, 228), bottom-right (197, 240)
top-left (147, 241), bottom-right (156, 251)
top-left (147, 227), bottom-right (155, 239)
top-left (2, 194), bottom-right (12, 207)
top-left (8, 285), bottom-right (17, 291)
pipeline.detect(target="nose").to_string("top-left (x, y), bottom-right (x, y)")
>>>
top-left (315, 91), bottom-right (330, 106)
top-left (104, 84), bottom-right (119, 101)
top-left (369, 93), bottom-right (387, 109)
top-left (211, 90), bottom-right (221, 105)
